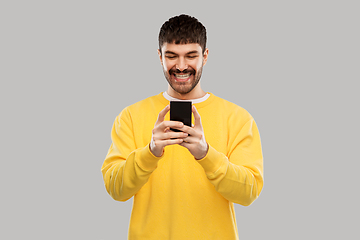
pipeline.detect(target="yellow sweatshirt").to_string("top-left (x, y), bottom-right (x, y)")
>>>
top-left (101, 93), bottom-right (263, 240)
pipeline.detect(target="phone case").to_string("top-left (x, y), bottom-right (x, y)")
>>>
top-left (170, 101), bottom-right (192, 132)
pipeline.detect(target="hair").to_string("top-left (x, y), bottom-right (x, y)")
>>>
top-left (158, 14), bottom-right (207, 55)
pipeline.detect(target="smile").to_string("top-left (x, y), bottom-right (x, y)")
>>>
top-left (174, 73), bottom-right (191, 79)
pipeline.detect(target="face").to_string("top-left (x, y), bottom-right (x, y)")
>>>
top-left (158, 43), bottom-right (208, 95)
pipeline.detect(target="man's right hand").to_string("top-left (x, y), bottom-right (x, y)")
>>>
top-left (150, 105), bottom-right (188, 157)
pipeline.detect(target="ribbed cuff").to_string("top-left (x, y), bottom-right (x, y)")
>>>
top-left (135, 144), bottom-right (163, 172)
top-left (196, 145), bottom-right (226, 174)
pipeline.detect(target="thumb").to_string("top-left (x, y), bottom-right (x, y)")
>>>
top-left (155, 105), bottom-right (170, 126)
top-left (192, 105), bottom-right (202, 129)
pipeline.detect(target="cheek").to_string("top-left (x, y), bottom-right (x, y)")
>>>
top-left (194, 61), bottom-right (203, 71)
top-left (162, 61), bottom-right (171, 72)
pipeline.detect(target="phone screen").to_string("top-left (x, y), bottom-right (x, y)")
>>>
top-left (170, 101), bottom-right (192, 132)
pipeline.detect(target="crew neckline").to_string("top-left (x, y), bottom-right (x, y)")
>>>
top-left (156, 92), bottom-right (215, 109)
top-left (163, 91), bottom-right (210, 104)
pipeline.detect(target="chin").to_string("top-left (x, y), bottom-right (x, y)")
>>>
top-left (171, 83), bottom-right (197, 95)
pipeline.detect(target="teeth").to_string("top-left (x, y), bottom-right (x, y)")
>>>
top-left (174, 73), bottom-right (191, 79)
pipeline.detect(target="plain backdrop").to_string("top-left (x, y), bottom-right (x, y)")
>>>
top-left (1, 0), bottom-right (359, 239)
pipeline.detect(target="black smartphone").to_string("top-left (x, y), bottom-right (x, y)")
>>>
top-left (170, 101), bottom-right (192, 132)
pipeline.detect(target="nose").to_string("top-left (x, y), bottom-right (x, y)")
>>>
top-left (176, 58), bottom-right (188, 71)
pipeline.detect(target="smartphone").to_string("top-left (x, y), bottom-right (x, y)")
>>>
top-left (170, 101), bottom-right (192, 132)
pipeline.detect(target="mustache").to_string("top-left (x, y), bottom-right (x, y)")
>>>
top-left (169, 68), bottom-right (195, 75)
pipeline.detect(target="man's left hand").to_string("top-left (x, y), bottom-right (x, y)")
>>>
top-left (178, 106), bottom-right (208, 160)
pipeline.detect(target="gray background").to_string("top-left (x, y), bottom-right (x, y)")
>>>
top-left (1, 0), bottom-right (359, 239)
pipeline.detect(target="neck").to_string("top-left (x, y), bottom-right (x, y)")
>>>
top-left (167, 84), bottom-right (206, 100)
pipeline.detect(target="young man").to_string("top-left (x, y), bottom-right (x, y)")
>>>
top-left (101, 14), bottom-right (264, 239)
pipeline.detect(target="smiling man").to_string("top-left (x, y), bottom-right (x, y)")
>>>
top-left (160, 42), bottom-right (208, 98)
top-left (101, 14), bottom-right (264, 240)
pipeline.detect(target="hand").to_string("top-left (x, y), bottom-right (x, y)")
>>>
top-left (150, 105), bottom-right (189, 157)
top-left (178, 106), bottom-right (209, 160)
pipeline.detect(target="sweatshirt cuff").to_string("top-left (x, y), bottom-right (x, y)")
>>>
top-left (196, 145), bottom-right (226, 174)
top-left (135, 144), bottom-right (163, 172)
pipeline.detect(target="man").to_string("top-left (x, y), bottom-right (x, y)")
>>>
top-left (101, 14), bottom-right (263, 239)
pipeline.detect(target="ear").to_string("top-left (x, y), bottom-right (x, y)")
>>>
top-left (202, 48), bottom-right (209, 66)
top-left (157, 49), bottom-right (163, 65)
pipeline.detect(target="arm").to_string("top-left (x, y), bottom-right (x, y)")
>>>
top-left (197, 118), bottom-right (264, 206)
top-left (101, 106), bottom-right (188, 201)
top-left (101, 108), bottom-right (161, 201)
top-left (178, 106), bottom-right (263, 206)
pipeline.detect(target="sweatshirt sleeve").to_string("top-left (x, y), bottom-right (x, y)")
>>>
top-left (197, 118), bottom-right (264, 206)
top-left (101, 108), bottom-right (162, 201)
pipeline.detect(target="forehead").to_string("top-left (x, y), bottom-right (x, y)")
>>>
top-left (161, 42), bottom-right (202, 55)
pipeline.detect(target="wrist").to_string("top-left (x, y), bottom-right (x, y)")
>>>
top-left (195, 143), bottom-right (209, 160)
top-left (149, 142), bottom-right (164, 158)
top-left (135, 144), bottom-right (162, 172)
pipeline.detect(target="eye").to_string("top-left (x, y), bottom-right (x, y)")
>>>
top-left (165, 55), bottom-right (176, 59)
top-left (187, 55), bottom-right (198, 59)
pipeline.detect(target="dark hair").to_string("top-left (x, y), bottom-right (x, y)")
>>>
top-left (158, 14), bottom-right (207, 55)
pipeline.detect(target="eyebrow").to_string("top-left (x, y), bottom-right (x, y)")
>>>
top-left (186, 51), bottom-right (200, 55)
top-left (164, 50), bottom-right (200, 55)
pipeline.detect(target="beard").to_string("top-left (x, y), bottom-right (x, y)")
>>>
top-left (163, 65), bottom-right (204, 95)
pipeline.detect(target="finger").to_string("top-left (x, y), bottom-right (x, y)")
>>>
top-left (192, 105), bottom-right (202, 129)
top-left (181, 134), bottom-right (199, 144)
top-left (157, 131), bottom-right (188, 141)
top-left (178, 141), bottom-right (195, 151)
top-left (177, 125), bottom-right (196, 136)
top-left (160, 121), bottom-right (184, 131)
top-left (155, 105), bottom-right (170, 126)
top-left (153, 121), bottom-right (184, 138)
top-left (178, 141), bottom-right (190, 148)
top-left (160, 138), bottom-right (184, 147)
top-left (151, 138), bottom-right (183, 155)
